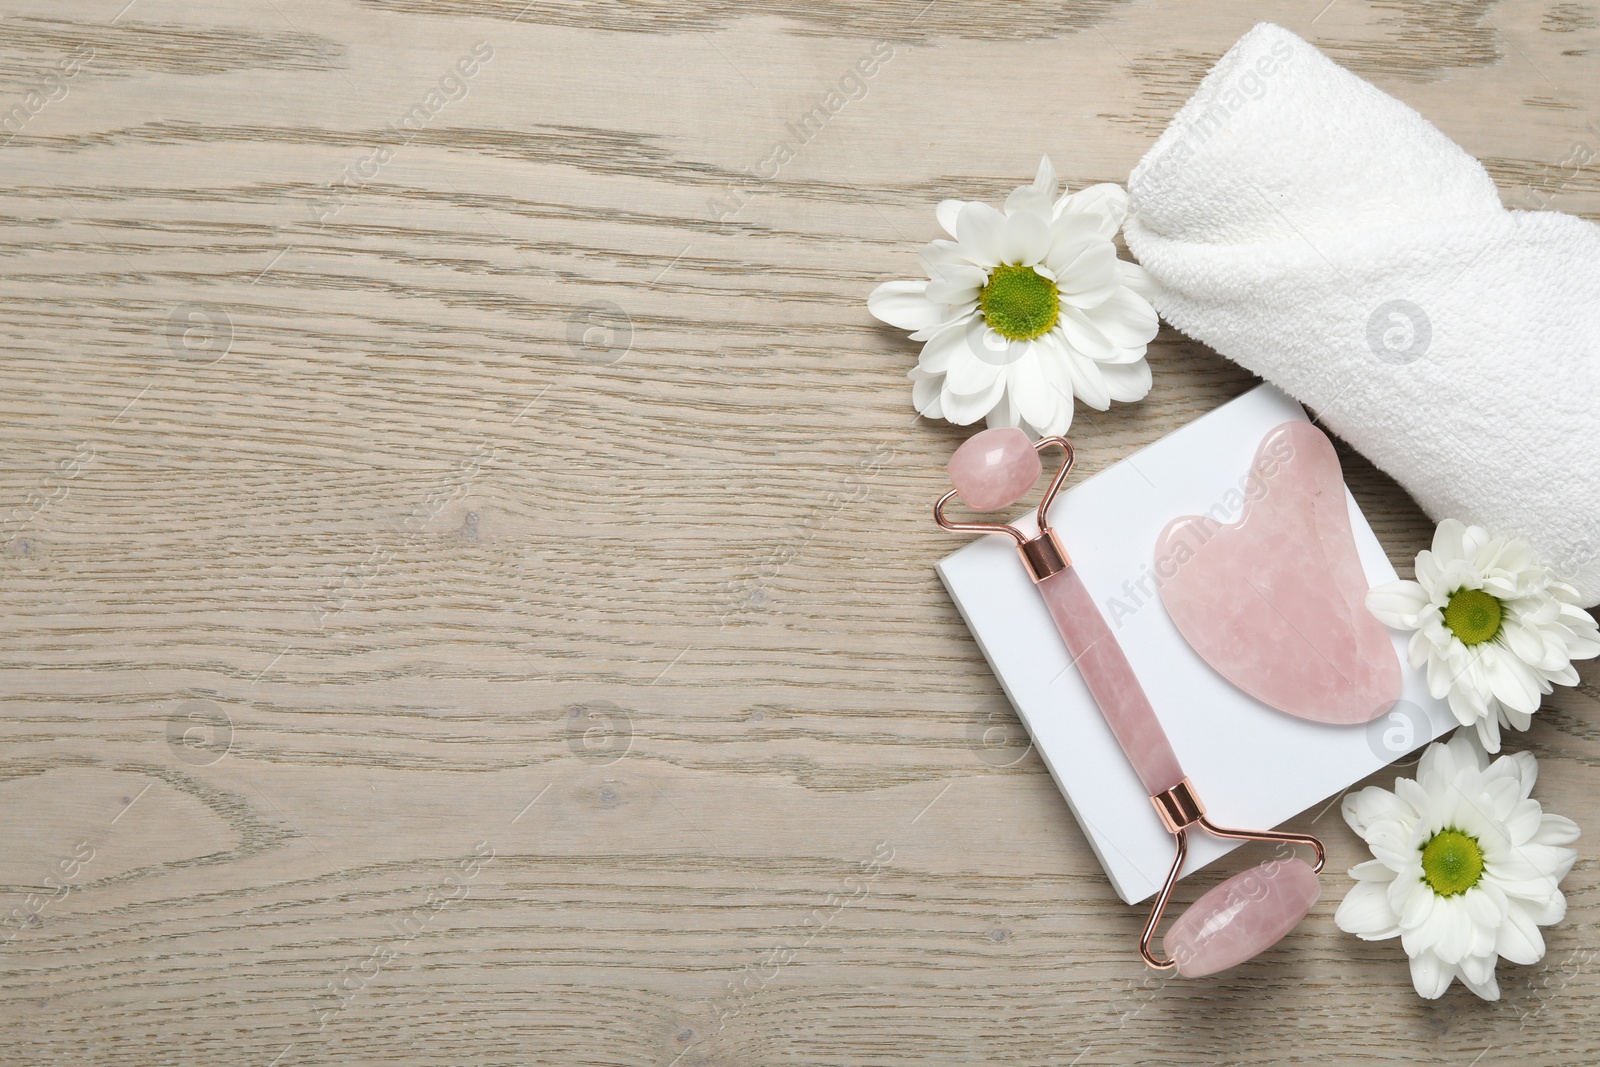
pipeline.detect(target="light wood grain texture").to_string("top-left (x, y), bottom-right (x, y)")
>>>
top-left (2, 1), bottom-right (1598, 1064)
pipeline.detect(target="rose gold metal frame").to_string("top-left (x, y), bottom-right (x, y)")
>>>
top-left (933, 436), bottom-right (1076, 582)
top-left (1137, 779), bottom-right (1326, 972)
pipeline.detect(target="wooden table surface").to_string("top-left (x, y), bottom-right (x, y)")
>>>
top-left (3, 1), bottom-right (1598, 1064)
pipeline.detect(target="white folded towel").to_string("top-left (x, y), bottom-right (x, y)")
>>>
top-left (1124, 23), bottom-right (1600, 607)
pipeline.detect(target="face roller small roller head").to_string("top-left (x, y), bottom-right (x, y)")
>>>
top-left (937, 428), bottom-right (1325, 977)
top-left (947, 427), bottom-right (1040, 511)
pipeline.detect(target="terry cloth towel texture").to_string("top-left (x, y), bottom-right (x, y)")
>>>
top-left (1124, 22), bottom-right (1600, 606)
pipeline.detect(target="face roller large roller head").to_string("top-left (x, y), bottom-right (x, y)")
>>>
top-left (937, 427), bottom-right (1325, 977)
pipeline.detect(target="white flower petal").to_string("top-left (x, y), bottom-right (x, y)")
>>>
top-left (1449, 728), bottom-right (1489, 772)
top-left (1414, 547), bottom-right (1442, 591)
top-left (1056, 305), bottom-right (1117, 362)
top-left (919, 238), bottom-right (980, 274)
top-left (957, 316), bottom-right (1028, 369)
top-left (943, 346), bottom-right (1001, 397)
top-left (940, 371), bottom-right (1007, 426)
top-left (1098, 358), bottom-right (1152, 404)
top-left (1531, 812), bottom-right (1580, 847)
top-left (1052, 182), bottom-right (1128, 235)
top-left (1463, 885), bottom-right (1507, 930)
top-left (916, 320), bottom-right (971, 375)
top-left (1503, 798), bottom-right (1544, 846)
top-left (955, 202), bottom-right (1007, 266)
top-left (1343, 785), bottom-right (1407, 838)
top-left (1350, 858), bottom-right (1399, 883)
top-left (911, 373), bottom-right (944, 419)
top-left (1461, 524), bottom-right (1495, 569)
top-left (1408, 950), bottom-right (1454, 999)
top-left (1520, 889), bottom-right (1567, 926)
top-left (1335, 879), bottom-right (1401, 940)
top-left (1502, 617), bottom-right (1557, 671)
top-left (999, 155), bottom-right (1059, 221)
top-left (1046, 213), bottom-right (1105, 268)
top-left (1503, 704), bottom-right (1537, 733)
top-left (869, 280), bottom-right (947, 332)
top-left (1367, 831), bottom-right (1419, 872)
top-left (924, 263), bottom-right (988, 306)
top-left (1481, 644), bottom-right (1543, 715)
top-left (1406, 630), bottom-right (1434, 671)
top-left (1032, 154), bottom-right (1056, 196)
top-left (1481, 774), bottom-right (1522, 823)
top-left (1038, 406), bottom-right (1072, 437)
top-left (1452, 668), bottom-right (1492, 730)
top-left (1494, 903), bottom-right (1546, 965)
top-left (986, 386), bottom-right (1020, 430)
top-left (1494, 842), bottom-right (1577, 889)
top-left (1417, 735), bottom-right (1461, 783)
top-left (1075, 287), bottom-right (1159, 348)
top-left (1036, 344), bottom-right (1076, 417)
top-left (1116, 258), bottom-right (1158, 300)
top-left (1062, 348), bottom-right (1111, 411)
top-left (1431, 518), bottom-right (1470, 563)
top-left (1367, 580), bottom-right (1430, 629)
top-left (1436, 662), bottom-right (1468, 708)
top-left (1546, 664), bottom-right (1579, 690)
top-left (1559, 611), bottom-right (1600, 659)
top-left (910, 305), bottom-right (975, 342)
top-left (935, 200), bottom-right (968, 240)
top-left (1394, 778), bottom-right (1433, 824)
top-left (1052, 242), bottom-right (1120, 308)
top-left (1428, 900), bottom-right (1473, 964)
top-left (1004, 187), bottom-right (1050, 222)
top-left (1000, 210), bottom-right (1052, 266)
top-left (1011, 344), bottom-right (1060, 431)
top-left (1474, 711), bottom-right (1503, 754)
top-left (1458, 954), bottom-right (1501, 1000)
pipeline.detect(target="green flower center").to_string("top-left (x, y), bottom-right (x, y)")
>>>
top-left (1420, 828), bottom-right (1485, 897)
top-left (1443, 587), bottom-right (1503, 646)
top-left (979, 264), bottom-right (1059, 341)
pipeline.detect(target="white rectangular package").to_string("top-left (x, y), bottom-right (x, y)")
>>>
top-left (935, 384), bottom-right (1457, 904)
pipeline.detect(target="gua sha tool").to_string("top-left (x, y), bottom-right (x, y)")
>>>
top-left (938, 428), bottom-right (1326, 977)
top-left (1154, 421), bottom-right (1402, 725)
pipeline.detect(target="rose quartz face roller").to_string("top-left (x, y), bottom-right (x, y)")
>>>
top-left (937, 428), bottom-right (1326, 977)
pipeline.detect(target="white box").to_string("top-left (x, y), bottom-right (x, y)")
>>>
top-left (935, 384), bottom-right (1456, 904)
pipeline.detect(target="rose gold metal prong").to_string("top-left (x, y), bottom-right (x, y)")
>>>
top-left (933, 488), bottom-right (1028, 546)
top-left (934, 437), bottom-right (1078, 576)
top-left (1139, 829), bottom-right (1187, 972)
top-left (1029, 436), bottom-right (1075, 533)
top-left (1196, 816), bottom-right (1327, 874)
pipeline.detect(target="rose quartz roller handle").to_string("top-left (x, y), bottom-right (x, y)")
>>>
top-left (948, 427), bottom-right (1186, 797)
top-left (1038, 567), bottom-right (1185, 796)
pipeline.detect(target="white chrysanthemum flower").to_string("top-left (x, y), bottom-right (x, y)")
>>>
top-left (867, 156), bottom-right (1159, 437)
top-left (1366, 519), bottom-right (1600, 752)
top-left (1335, 730), bottom-right (1579, 1001)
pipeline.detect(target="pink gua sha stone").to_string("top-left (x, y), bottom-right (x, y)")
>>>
top-left (1154, 421), bottom-right (1401, 725)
